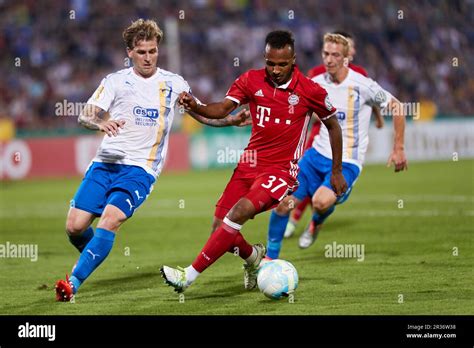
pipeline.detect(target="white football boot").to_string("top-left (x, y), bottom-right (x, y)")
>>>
top-left (160, 265), bottom-right (189, 293)
top-left (284, 221), bottom-right (297, 238)
top-left (243, 243), bottom-right (266, 290)
top-left (298, 221), bottom-right (323, 249)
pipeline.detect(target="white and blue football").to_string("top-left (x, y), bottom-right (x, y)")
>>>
top-left (257, 259), bottom-right (298, 300)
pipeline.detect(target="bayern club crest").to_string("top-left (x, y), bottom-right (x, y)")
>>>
top-left (288, 94), bottom-right (299, 106)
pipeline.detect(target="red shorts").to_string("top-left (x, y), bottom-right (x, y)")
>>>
top-left (215, 164), bottom-right (296, 220)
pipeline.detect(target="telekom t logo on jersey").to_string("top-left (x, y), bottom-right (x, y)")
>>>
top-left (256, 105), bottom-right (292, 128)
top-left (256, 105), bottom-right (271, 127)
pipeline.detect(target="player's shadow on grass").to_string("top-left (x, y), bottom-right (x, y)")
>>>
top-left (310, 277), bottom-right (344, 285)
top-left (89, 272), bottom-right (158, 294)
top-left (186, 274), bottom-right (247, 300)
top-left (88, 272), bottom-right (245, 301)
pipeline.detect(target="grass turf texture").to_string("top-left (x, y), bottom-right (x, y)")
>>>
top-left (0, 160), bottom-right (472, 315)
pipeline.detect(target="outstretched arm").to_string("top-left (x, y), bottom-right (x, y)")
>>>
top-left (179, 92), bottom-right (237, 119)
top-left (188, 109), bottom-right (252, 127)
top-left (386, 99), bottom-right (408, 172)
top-left (321, 114), bottom-right (347, 196)
top-left (78, 104), bottom-right (125, 137)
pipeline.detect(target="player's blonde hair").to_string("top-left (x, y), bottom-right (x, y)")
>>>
top-left (323, 33), bottom-right (350, 57)
top-left (123, 19), bottom-right (163, 49)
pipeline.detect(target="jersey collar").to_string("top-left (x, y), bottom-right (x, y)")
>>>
top-left (324, 67), bottom-right (352, 86)
top-left (276, 77), bottom-right (292, 89)
top-left (131, 67), bottom-right (159, 81)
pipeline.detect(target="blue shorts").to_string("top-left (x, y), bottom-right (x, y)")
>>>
top-left (293, 148), bottom-right (361, 205)
top-left (71, 162), bottom-right (155, 218)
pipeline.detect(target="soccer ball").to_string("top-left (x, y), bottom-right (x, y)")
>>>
top-left (257, 259), bottom-right (298, 300)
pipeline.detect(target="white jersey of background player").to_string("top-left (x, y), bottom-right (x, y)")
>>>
top-left (311, 68), bottom-right (393, 170)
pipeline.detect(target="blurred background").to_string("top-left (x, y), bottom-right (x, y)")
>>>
top-left (0, 0), bottom-right (473, 178)
top-left (1, 1), bottom-right (472, 318)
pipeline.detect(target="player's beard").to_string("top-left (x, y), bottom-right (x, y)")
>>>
top-left (277, 65), bottom-right (294, 85)
top-left (271, 65), bottom-right (294, 86)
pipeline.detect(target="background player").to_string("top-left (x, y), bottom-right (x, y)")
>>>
top-left (265, 33), bottom-right (407, 259)
top-left (55, 19), bottom-right (249, 301)
top-left (160, 30), bottom-right (347, 293)
top-left (284, 30), bottom-right (385, 239)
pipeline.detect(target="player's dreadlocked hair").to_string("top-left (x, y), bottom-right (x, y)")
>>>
top-left (265, 30), bottom-right (295, 52)
top-left (123, 19), bottom-right (163, 49)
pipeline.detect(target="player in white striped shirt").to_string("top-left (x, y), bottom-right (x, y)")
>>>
top-left (55, 19), bottom-right (249, 301)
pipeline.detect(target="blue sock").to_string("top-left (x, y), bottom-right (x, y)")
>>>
top-left (68, 226), bottom-right (94, 252)
top-left (69, 228), bottom-right (115, 293)
top-left (267, 210), bottom-right (290, 259)
top-left (312, 205), bottom-right (335, 225)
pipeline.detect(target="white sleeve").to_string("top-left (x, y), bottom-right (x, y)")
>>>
top-left (365, 78), bottom-right (394, 109)
top-left (87, 76), bottom-right (115, 111)
top-left (179, 78), bottom-right (191, 94)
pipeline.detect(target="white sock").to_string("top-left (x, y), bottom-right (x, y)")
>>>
top-left (245, 246), bottom-right (257, 265)
top-left (184, 265), bottom-right (200, 284)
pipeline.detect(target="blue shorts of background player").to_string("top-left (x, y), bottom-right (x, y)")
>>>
top-left (293, 147), bottom-right (360, 205)
top-left (266, 148), bottom-right (360, 259)
top-left (55, 162), bottom-right (155, 301)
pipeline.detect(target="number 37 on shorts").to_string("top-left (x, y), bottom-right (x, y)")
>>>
top-left (259, 174), bottom-right (294, 201)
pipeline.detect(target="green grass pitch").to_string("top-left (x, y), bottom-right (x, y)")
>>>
top-left (0, 160), bottom-right (472, 315)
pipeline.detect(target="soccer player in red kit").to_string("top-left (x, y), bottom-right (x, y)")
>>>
top-left (160, 30), bottom-right (347, 293)
top-left (283, 31), bottom-right (384, 240)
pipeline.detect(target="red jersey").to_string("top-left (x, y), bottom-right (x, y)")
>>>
top-left (307, 63), bottom-right (368, 79)
top-left (225, 67), bottom-right (336, 178)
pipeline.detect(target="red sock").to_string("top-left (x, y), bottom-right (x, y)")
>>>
top-left (192, 221), bottom-right (240, 273)
top-left (292, 197), bottom-right (311, 222)
top-left (227, 232), bottom-right (253, 259)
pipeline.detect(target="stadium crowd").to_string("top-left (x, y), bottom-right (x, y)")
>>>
top-left (1, 0), bottom-right (472, 131)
